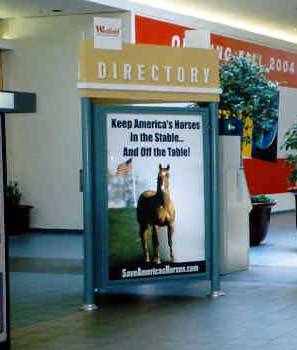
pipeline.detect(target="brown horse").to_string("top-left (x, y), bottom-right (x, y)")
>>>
top-left (137, 164), bottom-right (175, 264)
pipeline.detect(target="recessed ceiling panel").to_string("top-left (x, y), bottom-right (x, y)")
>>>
top-left (0, 0), bottom-right (121, 19)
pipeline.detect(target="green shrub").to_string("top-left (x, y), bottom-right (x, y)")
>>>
top-left (251, 194), bottom-right (274, 204)
top-left (6, 181), bottom-right (22, 206)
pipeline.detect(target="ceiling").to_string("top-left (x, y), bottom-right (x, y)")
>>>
top-left (1, 0), bottom-right (297, 45)
top-left (0, 0), bottom-right (121, 19)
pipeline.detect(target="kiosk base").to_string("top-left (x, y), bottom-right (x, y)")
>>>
top-left (0, 340), bottom-right (10, 350)
top-left (210, 290), bottom-right (226, 298)
top-left (80, 304), bottom-right (98, 312)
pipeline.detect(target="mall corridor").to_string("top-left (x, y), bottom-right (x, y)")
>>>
top-left (8, 212), bottom-right (297, 350)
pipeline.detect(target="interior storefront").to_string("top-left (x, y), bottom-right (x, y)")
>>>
top-left (1, 2), bottom-right (297, 349)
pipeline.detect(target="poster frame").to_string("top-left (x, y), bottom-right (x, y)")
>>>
top-left (92, 105), bottom-right (212, 290)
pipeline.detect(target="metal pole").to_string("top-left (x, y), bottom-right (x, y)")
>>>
top-left (209, 103), bottom-right (224, 297)
top-left (131, 167), bottom-right (137, 208)
top-left (1, 114), bottom-right (11, 349)
top-left (80, 98), bottom-right (98, 311)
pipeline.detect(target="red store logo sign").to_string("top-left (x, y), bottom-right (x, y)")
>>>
top-left (95, 25), bottom-right (120, 37)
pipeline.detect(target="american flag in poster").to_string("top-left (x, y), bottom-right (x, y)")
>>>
top-left (116, 158), bottom-right (133, 176)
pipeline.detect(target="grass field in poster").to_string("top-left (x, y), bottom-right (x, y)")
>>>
top-left (109, 208), bottom-right (144, 268)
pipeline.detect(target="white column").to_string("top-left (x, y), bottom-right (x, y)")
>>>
top-left (219, 136), bottom-right (251, 274)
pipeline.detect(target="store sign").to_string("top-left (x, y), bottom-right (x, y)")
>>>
top-left (94, 17), bottom-right (122, 50)
top-left (0, 92), bottom-right (14, 110)
top-left (106, 111), bottom-right (206, 280)
top-left (135, 15), bottom-right (297, 88)
top-left (78, 40), bottom-right (221, 101)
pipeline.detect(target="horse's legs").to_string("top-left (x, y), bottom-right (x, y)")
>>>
top-left (139, 223), bottom-right (150, 263)
top-left (152, 225), bottom-right (161, 264)
top-left (168, 223), bottom-right (175, 263)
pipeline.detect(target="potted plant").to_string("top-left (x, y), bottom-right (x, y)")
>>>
top-left (5, 181), bottom-right (33, 235)
top-left (249, 194), bottom-right (277, 246)
top-left (218, 55), bottom-right (279, 143)
top-left (281, 121), bottom-right (297, 227)
top-left (282, 121), bottom-right (297, 188)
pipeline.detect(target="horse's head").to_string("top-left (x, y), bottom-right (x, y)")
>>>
top-left (157, 164), bottom-right (170, 193)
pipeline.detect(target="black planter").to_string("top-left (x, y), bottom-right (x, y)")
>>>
top-left (249, 202), bottom-right (276, 246)
top-left (5, 204), bottom-right (33, 235)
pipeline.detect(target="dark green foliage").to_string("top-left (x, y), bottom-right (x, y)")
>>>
top-left (219, 55), bottom-right (279, 136)
top-left (251, 194), bottom-right (274, 204)
top-left (6, 181), bottom-right (22, 206)
top-left (282, 123), bottom-right (297, 185)
top-left (282, 123), bottom-right (297, 151)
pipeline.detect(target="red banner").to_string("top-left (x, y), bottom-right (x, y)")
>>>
top-left (135, 15), bottom-right (297, 88)
top-left (243, 158), bottom-right (290, 195)
top-left (135, 16), bottom-right (189, 47)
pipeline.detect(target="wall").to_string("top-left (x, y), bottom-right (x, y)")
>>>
top-left (2, 13), bottom-right (132, 229)
top-left (243, 86), bottom-right (297, 211)
top-left (273, 86), bottom-right (297, 211)
top-left (0, 20), bottom-right (4, 37)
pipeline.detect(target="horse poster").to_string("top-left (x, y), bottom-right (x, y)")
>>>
top-left (107, 111), bottom-right (206, 281)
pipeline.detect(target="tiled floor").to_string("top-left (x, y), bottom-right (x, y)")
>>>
top-left (9, 233), bottom-right (83, 259)
top-left (250, 212), bottom-right (297, 267)
top-left (8, 212), bottom-right (297, 350)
